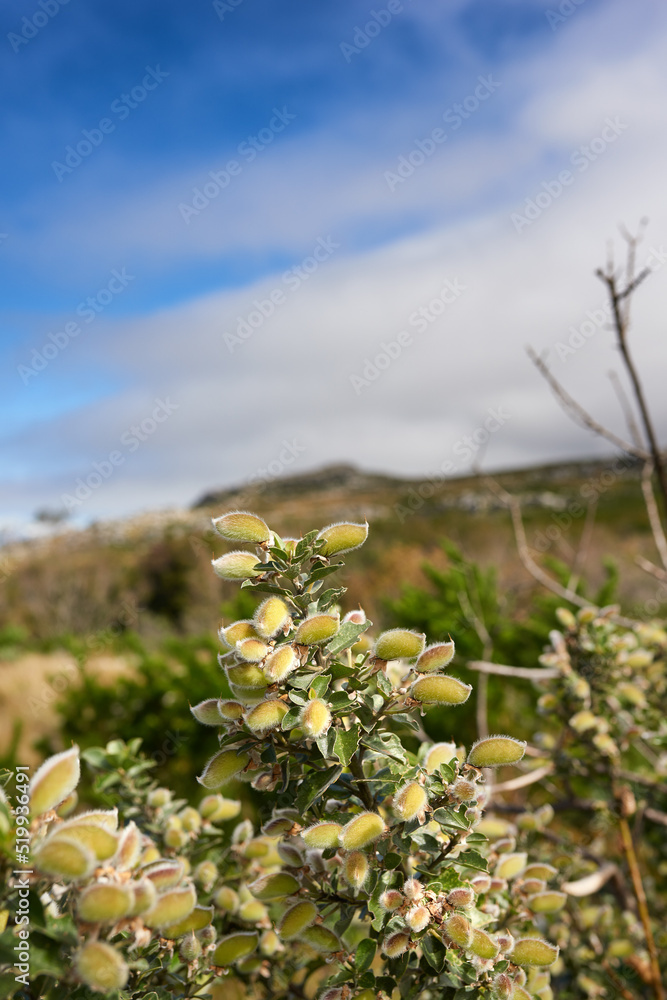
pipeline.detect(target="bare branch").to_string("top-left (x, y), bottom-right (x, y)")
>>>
top-left (640, 462), bottom-right (667, 572)
top-left (608, 369), bottom-right (644, 450)
top-left (467, 660), bottom-right (559, 681)
top-left (635, 555), bottom-right (667, 583)
top-left (645, 807), bottom-right (667, 828)
top-left (526, 346), bottom-right (646, 458)
top-left (490, 763), bottom-right (554, 793)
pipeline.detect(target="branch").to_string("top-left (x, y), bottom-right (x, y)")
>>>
top-left (635, 555), bottom-right (667, 583)
top-left (640, 461), bottom-right (667, 571)
top-left (526, 346), bottom-right (646, 459)
top-left (467, 660), bottom-right (559, 681)
top-left (618, 814), bottom-right (664, 1000)
top-left (490, 763), bottom-right (554, 794)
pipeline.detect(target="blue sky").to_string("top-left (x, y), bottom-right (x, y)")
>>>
top-left (2, 0), bottom-right (667, 533)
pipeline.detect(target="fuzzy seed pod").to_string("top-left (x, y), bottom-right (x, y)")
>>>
top-left (379, 889), bottom-right (404, 911)
top-left (511, 938), bottom-right (560, 967)
top-left (115, 822), bottom-right (142, 871)
top-left (212, 931), bottom-right (259, 966)
top-left (239, 900), bottom-right (268, 923)
top-left (592, 732), bottom-right (619, 756)
top-left (523, 863), bottom-right (558, 881)
top-left (245, 699), bottom-right (289, 735)
top-left (374, 628), bottom-right (425, 660)
top-left (228, 684), bottom-right (266, 705)
top-left (127, 879), bottom-right (157, 916)
top-left (303, 924), bottom-right (341, 953)
top-left (494, 837), bottom-right (516, 854)
top-left (424, 741), bottom-right (458, 773)
top-left (77, 882), bottom-right (134, 924)
top-left (165, 827), bottom-right (188, 849)
top-left (147, 787), bottom-right (172, 807)
top-left (277, 900), bottom-right (318, 939)
top-left (513, 988), bottom-right (533, 1000)
top-left (491, 973), bottom-right (513, 999)
top-left (143, 860), bottom-right (185, 890)
top-left (320, 990), bottom-right (344, 1000)
top-left (405, 904), bottom-right (430, 932)
top-left (191, 699), bottom-right (225, 726)
top-left (29, 746), bottom-right (80, 816)
top-left (236, 638), bottom-right (270, 662)
top-left (179, 931), bottom-right (203, 962)
top-left (496, 929), bottom-right (514, 953)
top-left (411, 674), bottom-right (471, 705)
top-left (402, 878), bottom-right (424, 901)
top-left (528, 892), bottom-right (567, 914)
top-left (219, 620), bottom-right (260, 649)
top-left (617, 682), bottom-right (647, 707)
top-left (451, 778), bottom-right (477, 802)
top-left (302, 821), bottom-right (343, 849)
top-left (470, 875), bottom-right (492, 894)
top-left (277, 841), bottom-right (304, 867)
top-left (382, 930), bottom-right (411, 957)
top-left (339, 811), bottom-right (385, 850)
top-left (213, 511), bottom-right (270, 543)
top-left (200, 795), bottom-right (242, 822)
top-left (179, 807), bottom-right (202, 832)
top-left (227, 663), bottom-right (269, 690)
top-left (262, 816), bottom-right (294, 836)
top-left (470, 928), bottom-right (500, 959)
top-left (33, 836), bottom-right (95, 881)
top-left (569, 710), bottom-right (598, 733)
top-left (416, 641), bottom-right (455, 672)
top-left (55, 791), bottom-right (78, 817)
top-left (447, 887), bottom-right (474, 908)
top-left (343, 608), bottom-right (367, 624)
top-left (212, 551), bottom-right (262, 581)
top-left (294, 614), bottom-right (340, 645)
top-left (300, 699), bottom-right (332, 738)
top-left (51, 821), bottom-right (118, 861)
top-left (522, 879), bottom-right (546, 894)
top-left (467, 736), bottom-right (526, 768)
top-left (243, 838), bottom-right (270, 859)
top-left (264, 645), bottom-right (298, 683)
top-left (194, 860), bottom-right (218, 889)
top-left (476, 816), bottom-right (515, 838)
top-left (259, 929), bottom-right (281, 955)
top-left (254, 596), bottom-right (290, 638)
top-left (197, 749), bottom-right (250, 789)
top-left (75, 941), bottom-right (129, 992)
top-left (495, 853), bottom-right (527, 880)
top-left (214, 886), bottom-right (239, 912)
top-left (444, 914), bottom-right (472, 948)
top-left (248, 872), bottom-right (299, 901)
top-left (143, 883), bottom-right (197, 929)
top-left (343, 850), bottom-right (369, 890)
top-left (317, 521), bottom-right (368, 556)
top-left (393, 781), bottom-right (428, 821)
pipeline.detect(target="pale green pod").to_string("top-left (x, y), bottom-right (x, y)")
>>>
top-left (469, 928), bottom-right (499, 959)
top-left (197, 749), bottom-right (250, 789)
top-left (528, 892), bottom-right (567, 914)
top-left (116, 821), bottom-right (142, 871)
top-left (191, 699), bottom-right (225, 725)
top-left (219, 619), bottom-right (260, 649)
top-left (227, 663), bottom-right (269, 690)
top-left (379, 889), bottom-right (404, 911)
top-left (467, 736), bottom-right (527, 768)
top-left (33, 835), bottom-right (95, 881)
top-left (239, 900), bottom-right (268, 923)
top-left (212, 931), bottom-right (259, 966)
top-left (343, 850), bottom-right (369, 890)
top-left (29, 746), bottom-right (80, 816)
top-left (75, 941), bottom-right (129, 992)
top-left (254, 596), bottom-right (290, 638)
top-left (294, 614), bottom-right (340, 645)
top-left (212, 551), bottom-right (262, 581)
top-left (77, 882), bottom-right (133, 924)
top-left (213, 511), bottom-right (270, 543)
top-left (262, 816), bottom-right (294, 836)
top-left (511, 938), bottom-right (560, 967)
top-left (126, 878), bottom-right (157, 916)
top-left (179, 931), bottom-right (203, 962)
top-left (513, 987), bottom-right (533, 1000)
top-left (229, 684), bottom-right (266, 705)
top-left (194, 860), bottom-right (218, 888)
top-left (277, 900), bottom-right (318, 939)
top-left (259, 929), bottom-right (281, 955)
top-left (245, 700), bottom-right (289, 735)
top-left (302, 924), bottom-right (341, 953)
top-left (300, 699), bottom-right (332, 738)
top-left (147, 787), bottom-right (171, 808)
top-left (201, 795), bottom-right (242, 822)
top-left (382, 930), bottom-right (410, 957)
top-left (317, 521), bottom-right (368, 556)
top-left (248, 872), bottom-right (299, 900)
top-left (617, 682), bottom-right (647, 707)
top-left (218, 700), bottom-right (246, 720)
top-left (179, 806), bottom-right (202, 833)
top-left (55, 791), bottom-right (78, 817)
top-left (339, 811), bottom-right (385, 850)
top-left (447, 887), bottom-right (474, 907)
top-left (411, 674), bottom-right (471, 705)
top-left (374, 628), bottom-right (425, 660)
top-left (416, 641), bottom-right (455, 672)
top-left (393, 781), bottom-right (428, 821)
top-left (236, 638), bottom-right (270, 662)
top-left (405, 904), bottom-right (430, 932)
top-left (476, 817), bottom-right (515, 838)
top-left (569, 710), bottom-right (598, 733)
top-left (424, 741), bottom-right (458, 773)
top-left (496, 853), bottom-right (527, 880)
top-left (69, 808), bottom-right (118, 831)
top-left (143, 883), bottom-right (197, 929)
top-left (264, 645), bottom-right (298, 683)
top-left (51, 821), bottom-right (118, 861)
top-left (444, 914), bottom-right (472, 948)
top-left (214, 886), bottom-right (239, 913)
top-left (277, 841), bottom-right (304, 866)
top-left (142, 860), bottom-right (185, 890)
top-left (302, 822), bottom-right (342, 849)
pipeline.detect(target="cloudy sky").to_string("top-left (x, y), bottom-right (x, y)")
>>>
top-left (2, 0), bottom-right (667, 532)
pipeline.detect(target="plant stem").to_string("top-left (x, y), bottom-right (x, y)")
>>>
top-left (618, 814), bottom-right (664, 1000)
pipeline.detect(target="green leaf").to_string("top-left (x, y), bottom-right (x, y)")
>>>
top-left (289, 672), bottom-right (321, 690)
top-left (355, 937), bottom-right (377, 973)
top-left (310, 675), bottom-right (331, 699)
top-left (295, 765), bottom-right (343, 813)
top-left (316, 729), bottom-right (337, 760)
top-left (377, 976), bottom-right (397, 995)
top-left (281, 707), bottom-right (302, 730)
top-left (383, 852), bottom-right (402, 869)
top-left (432, 807), bottom-right (470, 831)
top-left (422, 934), bottom-right (447, 972)
top-left (325, 618), bottom-right (371, 656)
top-left (308, 562), bottom-right (344, 583)
top-left (361, 732), bottom-right (408, 764)
top-left (453, 850), bottom-right (488, 872)
top-left (329, 691), bottom-right (353, 711)
top-left (333, 724), bottom-right (360, 766)
top-left (358, 971), bottom-right (376, 989)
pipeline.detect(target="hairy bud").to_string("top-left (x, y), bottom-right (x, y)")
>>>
top-left (470, 875), bottom-right (492, 894)
top-left (75, 941), bottom-right (129, 992)
top-left (33, 836), bottom-right (95, 881)
top-left (254, 596), bottom-right (290, 638)
top-left (294, 613), bottom-right (340, 645)
top-left (179, 931), bottom-right (202, 962)
top-left (214, 886), bottom-right (239, 912)
top-left (219, 620), bottom-right (260, 649)
top-left (236, 637), bottom-right (270, 662)
top-left (424, 741), bottom-right (458, 773)
top-left (317, 521), bottom-right (368, 556)
top-left (226, 662), bottom-right (269, 690)
top-left (339, 811), bottom-right (385, 850)
top-left (511, 938), bottom-right (560, 967)
top-left (523, 863), bottom-right (558, 882)
top-left (528, 892), bottom-right (567, 914)
top-left (343, 849), bottom-right (369, 890)
top-left (264, 645), bottom-right (298, 683)
top-left (447, 887), bottom-right (474, 907)
top-left (29, 746), bottom-right (80, 816)
top-left (416, 641), bottom-right (455, 672)
top-left (194, 860), bottom-right (218, 890)
top-left (411, 675), bottom-right (472, 705)
top-left (278, 900), bottom-right (318, 939)
top-left (495, 853), bottom-right (527, 880)
top-left (212, 551), bottom-right (262, 581)
top-left (405, 904), bottom-right (430, 932)
top-left (402, 878), bottom-right (424, 901)
top-left (191, 699), bottom-right (225, 726)
top-left (51, 820), bottom-right (118, 861)
top-left (379, 889), bottom-right (404, 911)
top-left (467, 736), bottom-right (526, 768)
top-left (303, 924), bottom-right (341, 953)
top-left (300, 699), bottom-right (332, 738)
top-left (127, 879), bottom-right (157, 916)
top-left (491, 973), bottom-right (513, 999)
top-left (77, 882), bottom-right (133, 924)
top-left (302, 821), bottom-right (343, 849)
top-left (143, 883), bottom-right (197, 929)
top-left (213, 511), bottom-right (270, 543)
top-left (382, 930), bottom-right (411, 957)
top-left (451, 778), bottom-right (477, 802)
top-left (198, 750), bottom-right (250, 789)
top-left (444, 914), bottom-right (472, 948)
top-left (248, 872), bottom-right (300, 901)
top-left (239, 900), bottom-right (268, 923)
top-left (200, 795), bottom-right (242, 822)
top-left (393, 781), bottom-right (428, 821)
top-left (374, 628), bottom-right (425, 660)
top-left (245, 699), bottom-right (289, 735)
top-left (212, 931), bottom-right (259, 966)
top-left (470, 927), bottom-right (500, 959)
